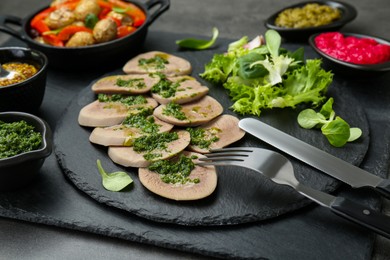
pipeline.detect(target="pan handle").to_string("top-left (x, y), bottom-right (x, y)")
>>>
top-left (144, 0), bottom-right (170, 26)
top-left (0, 15), bottom-right (26, 41)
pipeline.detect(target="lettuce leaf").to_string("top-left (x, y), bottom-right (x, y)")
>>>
top-left (200, 30), bottom-right (333, 116)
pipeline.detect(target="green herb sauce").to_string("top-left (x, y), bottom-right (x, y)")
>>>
top-left (122, 110), bottom-right (161, 134)
top-left (133, 132), bottom-right (179, 160)
top-left (162, 102), bottom-right (187, 120)
top-left (0, 120), bottom-right (42, 159)
top-left (151, 73), bottom-right (189, 98)
top-left (187, 127), bottom-right (220, 149)
top-left (151, 76), bottom-right (179, 98)
top-left (138, 54), bottom-right (169, 70)
top-left (148, 154), bottom-right (200, 184)
top-left (115, 78), bottom-right (146, 89)
top-left (98, 94), bottom-right (147, 106)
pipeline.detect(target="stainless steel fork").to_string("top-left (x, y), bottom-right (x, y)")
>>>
top-left (197, 147), bottom-right (390, 239)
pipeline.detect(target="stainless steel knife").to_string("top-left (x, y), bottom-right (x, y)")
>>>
top-left (199, 147), bottom-right (390, 239)
top-left (239, 118), bottom-right (390, 199)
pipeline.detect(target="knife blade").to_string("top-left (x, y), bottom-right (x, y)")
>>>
top-left (239, 117), bottom-right (390, 199)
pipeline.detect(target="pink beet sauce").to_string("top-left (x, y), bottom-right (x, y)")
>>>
top-left (314, 32), bottom-right (390, 65)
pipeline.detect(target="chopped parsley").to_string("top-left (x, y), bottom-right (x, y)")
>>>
top-left (115, 78), bottom-right (146, 89)
top-left (187, 127), bottom-right (220, 149)
top-left (151, 73), bottom-right (189, 98)
top-left (151, 74), bottom-right (180, 98)
top-left (98, 94), bottom-right (147, 106)
top-left (0, 120), bottom-right (42, 159)
top-left (122, 111), bottom-right (161, 134)
top-left (138, 54), bottom-right (169, 70)
top-left (133, 132), bottom-right (179, 160)
top-left (148, 154), bottom-right (200, 184)
top-left (162, 102), bottom-right (187, 120)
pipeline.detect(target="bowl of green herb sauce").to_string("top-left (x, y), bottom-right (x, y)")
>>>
top-left (0, 112), bottom-right (52, 191)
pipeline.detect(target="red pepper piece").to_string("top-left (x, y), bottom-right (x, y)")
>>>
top-left (117, 25), bottom-right (136, 38)
top-left (57, 25), bottom-right (93, 41)
top-left (30, 6), bottom-right (56, 28)
top-left (42, 34), bottom-right (64, 47)
top-left (31, 19), bottom-right (51, 34)
top-left (98, 0), bottom-right (113, 9)
top-left (99, 7), bottom-right (111, 19)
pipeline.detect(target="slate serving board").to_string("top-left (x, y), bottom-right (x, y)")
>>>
top-left (0, 31), bottom-right (389, 259)
top-left (54, 47), bottom-right (369, 226)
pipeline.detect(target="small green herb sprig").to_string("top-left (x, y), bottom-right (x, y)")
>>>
top-left (297, 98), bottom-right (362, 147)
top-left (176, 27), bottom-right (219, 50)
top-left (96, 159), bottom-right (133, 192)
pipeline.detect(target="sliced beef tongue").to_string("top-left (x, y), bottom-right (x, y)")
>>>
top-left (153, 95), bottom-right (224, 127)
top-left (122, 51), bottom-right (192, 76)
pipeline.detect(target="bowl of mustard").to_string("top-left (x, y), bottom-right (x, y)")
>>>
top-left (0, 47), bottom-right (48, 112)
top-left (265, 1), bottom-right (357, 42)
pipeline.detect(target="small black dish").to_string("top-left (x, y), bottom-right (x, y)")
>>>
top-left (0, 47), bottom-right (48, 112)
top-left (0, 112), bottom-right (52, 191)
top-left (265, 1), bottom-right (357, 42)
top-left (309, 32), bottom-right (390, 77)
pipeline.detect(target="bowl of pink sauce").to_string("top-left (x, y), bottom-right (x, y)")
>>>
top-left (309, 32), bottom-right (390, 76)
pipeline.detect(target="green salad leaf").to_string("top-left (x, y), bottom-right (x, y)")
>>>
top-left (297, 98), bottom-right (362, 147)
top-left (97, 159), bottom-right (133, 191)
top-left (200, 29), bottom-right (332, 116)
top-left (176, 27), bottom-right (219, 50)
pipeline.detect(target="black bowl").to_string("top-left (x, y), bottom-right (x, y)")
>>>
top-left (309, 32), bottom-right (390, 76)
top-left (0, 112), bottom-right (52, 191)
top-left (265, 1), bottom-right (357, 42)
top-left (0, 0), bottom-right (170, 70)
top-left (0, 46), bottom-right (48, 112)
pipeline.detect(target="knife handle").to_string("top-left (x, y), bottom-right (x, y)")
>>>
top-left (330, 197), bottom-right (390, 239)
top-left (376, 179), bottom-right (390, 199)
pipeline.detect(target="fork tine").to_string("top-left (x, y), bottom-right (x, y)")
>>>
top-left (204, 147), bottom-right (253, 158)
top-left (196, 161), bottom-right (241, 167)
top-left (209, 147), bottom-right (254, 153)
top-left (202, 152), bottom-right (249, 158)
top-left (197, 147), bottom-right (253, 167)
top-left (199, 156), bottom-right (246, 162)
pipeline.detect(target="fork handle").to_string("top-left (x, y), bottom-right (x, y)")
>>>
top-left (331, 197), bottom-right (390, 239)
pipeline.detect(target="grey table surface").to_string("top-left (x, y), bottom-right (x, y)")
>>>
top-left (0, 0), bottom-right (389, 259)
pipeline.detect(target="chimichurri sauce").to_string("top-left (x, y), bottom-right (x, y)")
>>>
top-left (133, 132), bottom-right (179, 160)
top-left (98, 94), bottom-right (147, 106)
top-left (187, 127), bottom-right (220, 149)
top-left (151, 74), bottom-right (180, 98)
top-left (122, 112), bottom-right (161, 134)
top-left (138, 54), bottom-right (169, 70)
top-left (151, 73), bottom-right (189, 98)
top-left (148, 154), bottom-right (200, 184)
top-left (0, 120), bottom-right (42, 159)
top-left (162, 102), bottom-right (187, 120)
top-left (115, 78), bottom-right (146, 89)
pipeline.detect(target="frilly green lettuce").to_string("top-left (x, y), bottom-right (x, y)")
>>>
top-left (200, 30), bottom-right (333, 116)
